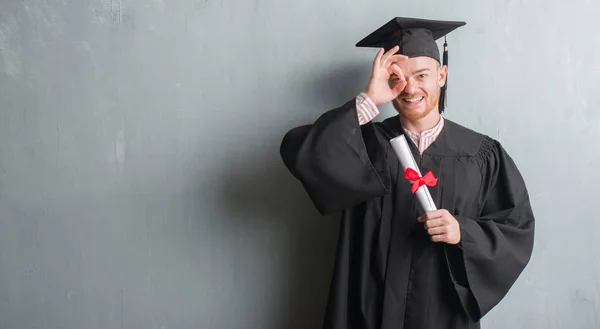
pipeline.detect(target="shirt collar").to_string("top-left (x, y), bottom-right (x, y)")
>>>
top-left (402, 116), bottom-right (445, 154)
top-left (403, 116), bottom-right (445, 138)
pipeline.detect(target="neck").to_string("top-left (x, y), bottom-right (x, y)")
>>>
top-left (400, 109), bottom-right (442, 133)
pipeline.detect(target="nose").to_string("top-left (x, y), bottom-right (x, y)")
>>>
top-left (403, 78), bottom-right (418, 94)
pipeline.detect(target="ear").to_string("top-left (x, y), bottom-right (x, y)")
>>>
top-left (438, 65), bottom-right (448, 88)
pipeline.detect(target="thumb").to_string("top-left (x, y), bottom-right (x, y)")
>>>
top-left (390, 64), bottom-right (406, 95)
top-left (391, 80), bottom-right (407, 96)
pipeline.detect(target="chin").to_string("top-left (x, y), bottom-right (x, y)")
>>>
top-left (399, 109), bottom-right (429, 121)
top-left (394, 104), bottom-right (430, 121)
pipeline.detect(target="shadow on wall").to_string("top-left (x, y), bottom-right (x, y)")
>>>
top-left (215, 62), bottom-right (370, 329)
top-left (217, 143), bottom-right (339, 329)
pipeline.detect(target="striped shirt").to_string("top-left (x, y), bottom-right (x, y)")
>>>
top-left (356, 93), bottom-right (444, 154)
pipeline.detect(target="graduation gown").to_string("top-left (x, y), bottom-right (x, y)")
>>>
top-left (279, 98), bottom-right (535, 329)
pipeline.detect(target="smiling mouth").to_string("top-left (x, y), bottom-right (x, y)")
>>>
top-left (401, 96), bottom-right (424, 105)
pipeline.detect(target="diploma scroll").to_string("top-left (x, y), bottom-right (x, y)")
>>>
top-left (389, 135), bottom-right (437, 212)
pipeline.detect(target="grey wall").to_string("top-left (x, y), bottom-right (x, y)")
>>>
top-left (0, 0), bottom-right (598, 328)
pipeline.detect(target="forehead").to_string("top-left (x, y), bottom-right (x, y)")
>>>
top-left (397, 56), bottom-right (440, 73)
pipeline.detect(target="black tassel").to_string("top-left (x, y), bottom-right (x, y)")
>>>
top-left (439, 36), bottom-right (448, 113)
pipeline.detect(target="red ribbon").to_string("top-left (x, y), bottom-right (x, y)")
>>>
top-left (403, 168), bottom-right (438, 193)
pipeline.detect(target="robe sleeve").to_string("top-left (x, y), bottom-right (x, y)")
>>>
top-left (279, 97), bottom-right (391, 215)
top-left (445, 137), bottom-right (535, 321)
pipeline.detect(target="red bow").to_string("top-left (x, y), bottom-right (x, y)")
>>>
top-left (403, 168), bottom-right (438, 193)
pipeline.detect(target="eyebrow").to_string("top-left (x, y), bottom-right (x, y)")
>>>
top-left (412, 68), bottom-right (431, 75)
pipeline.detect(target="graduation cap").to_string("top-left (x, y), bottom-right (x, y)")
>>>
top-left (356, 17), bottom-right (466, 112)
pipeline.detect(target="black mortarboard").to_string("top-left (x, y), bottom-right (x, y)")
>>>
top-left (356, 17), bottom-right (466, 112)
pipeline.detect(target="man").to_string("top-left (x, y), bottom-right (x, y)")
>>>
top-left (279, 17), bottom-right (535, 329)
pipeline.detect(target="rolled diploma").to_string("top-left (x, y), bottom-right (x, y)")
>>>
top-left (389, 135), bottom-right (437, 212)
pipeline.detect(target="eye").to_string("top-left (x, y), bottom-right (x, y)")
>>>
top-left (417, 74), bottom-right (427, 79)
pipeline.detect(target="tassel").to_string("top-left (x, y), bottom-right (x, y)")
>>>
top-left (439, 36), bottom-right (448, 113)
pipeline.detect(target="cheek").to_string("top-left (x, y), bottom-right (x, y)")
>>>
top-left (423, 84), bottom-right (436, 98)
top-left (428, 79), bottom-right (441, 94)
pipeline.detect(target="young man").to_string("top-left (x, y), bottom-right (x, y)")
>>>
top-left (279, 17), bottom-right (535, 329)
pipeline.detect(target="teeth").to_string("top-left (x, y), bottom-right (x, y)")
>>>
top-left (404, 97), bottom-right (423, 103)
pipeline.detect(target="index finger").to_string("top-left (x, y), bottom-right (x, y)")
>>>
top-left (380, 46), bottom-right (400, 64)
top-left (387, 54), bottom-right (409, 65)
top-left (389, 64), bottom-right (406, 81)
top-left (417, 210), bottom-right (445, 222)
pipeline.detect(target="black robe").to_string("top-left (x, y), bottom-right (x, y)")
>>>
top-left (279, 98), bottom-right (535, 329)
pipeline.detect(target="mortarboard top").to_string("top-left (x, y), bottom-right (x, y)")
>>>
top-left (356, 17), bottom-right (466, 112)
top-left (355, 17), bottom-right (465, 63)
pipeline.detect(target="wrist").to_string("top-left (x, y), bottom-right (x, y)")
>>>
top-left (356, 93), bottom-right (380, 125)
top-left (362, 91), bottom-right (379, 105)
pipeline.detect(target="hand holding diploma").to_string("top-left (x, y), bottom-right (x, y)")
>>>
top-left (389, 135), bottom-right (461, 244)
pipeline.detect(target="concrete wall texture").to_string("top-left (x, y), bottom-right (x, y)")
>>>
top-left (0, 0), bottom-right (598, 328)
